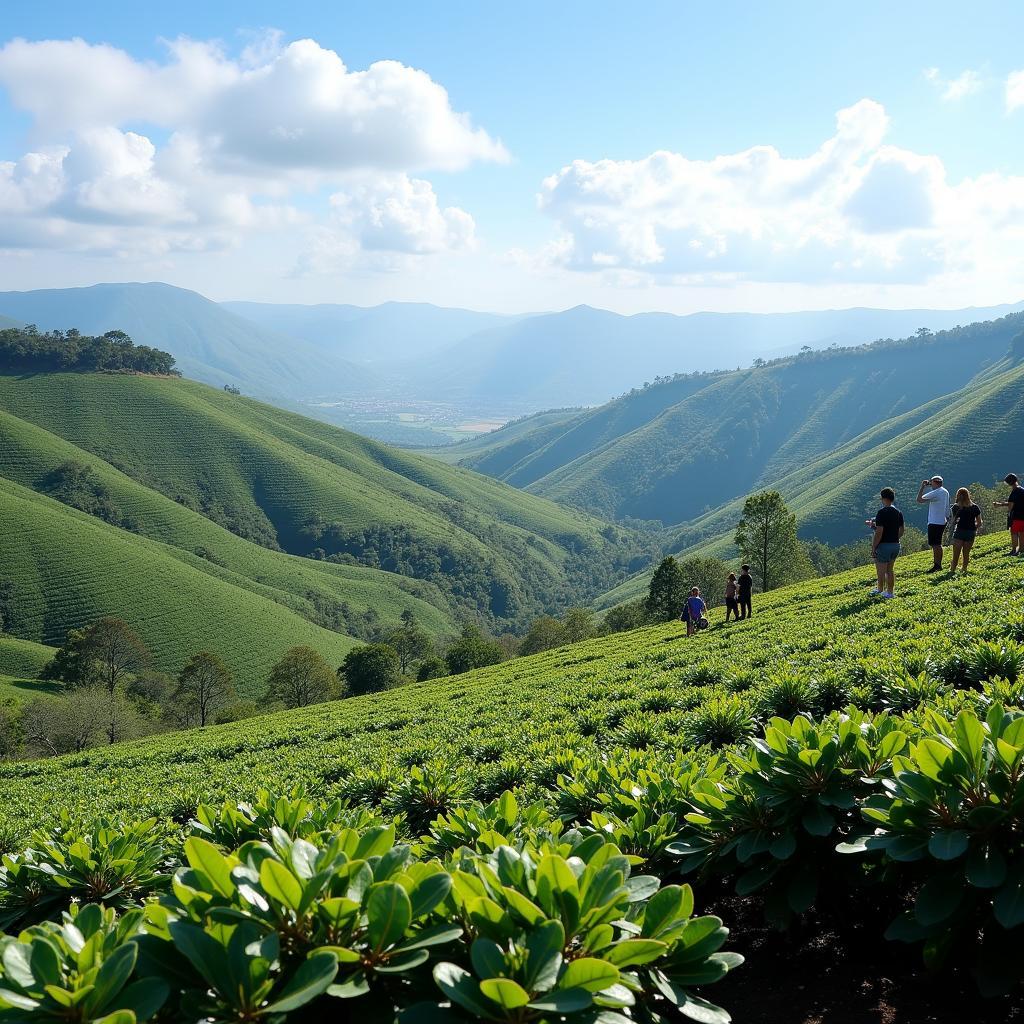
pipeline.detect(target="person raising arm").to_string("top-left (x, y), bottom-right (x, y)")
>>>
top-left (916, 475), bottom-right (949, 572)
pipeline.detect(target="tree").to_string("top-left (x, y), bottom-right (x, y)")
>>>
top-left (518, 616), bottom-right (566, 656)
top-left (676, 555), bottom-right (731, 609)
top-left (383, 612), bottom-right (433, 674)
top-left (416, 656), bottom-right (448, 682)
top-left (601, 599), bottom-right (649, 635)
top-left (21, 688), bottom-right (111, 756)
top-left (338, 644), bottom-right (401, 696)
top-left (264, 646), bottom-right (338, 708)
top-left (173, 653), bottom-right (235, 727)
top-left (41, 627), bottom-right (97, 685)
top-left (561, 608), bottom-right (597, 645)
top-left (645, 556), bottom-right (688, 622)
top-left (445, 624), bottom-right (504, 676)
top-left (734, 491), bottom-right (812, 593)
top-left (88, 617), bottom-right (151, 694)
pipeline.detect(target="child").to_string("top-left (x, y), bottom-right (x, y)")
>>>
top-left (682, 587), bottom-right (707, 637)
top-left (737, 565), bottom-right (753, 619)
top-left (725, 573), bottom-right (739, 622)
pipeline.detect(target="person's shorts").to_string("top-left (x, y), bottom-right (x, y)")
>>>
top-left (928, 523), bottom-right (946, 546)
top-left (953, 529), bottom-right (976, 542)
top-left (1012, 520), bottom-right (1024, 535)
top-left (874, 542), bottom-right (901, 563)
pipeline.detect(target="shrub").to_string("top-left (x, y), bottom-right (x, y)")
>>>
top-left (683, 695), bottom-right (754, 750)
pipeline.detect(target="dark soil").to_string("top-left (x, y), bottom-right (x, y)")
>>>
top-left (708, 897), bottom-right (1024, 1023)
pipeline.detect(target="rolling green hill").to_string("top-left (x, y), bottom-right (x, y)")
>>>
top-left (0, 372), bottom-right (642, 689)
top-left (442, 314), bottom-right (1024, 528)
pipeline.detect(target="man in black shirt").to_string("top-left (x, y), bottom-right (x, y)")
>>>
top-left (870, 487), bottom-right (904, 598)
top-left (995, 473), bottom-right (1024, 556)
top-left (737, 563), bottom-right (753, 619)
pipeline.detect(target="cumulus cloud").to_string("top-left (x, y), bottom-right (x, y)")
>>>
top-left (537, 99), bottom-right (1024, 286)
top-left (0, 33), bottom-right (500, 261)
top-left (1008, 70), bottom-right (1024, 112)
top-left (924, 67), bottom-right (984, 101)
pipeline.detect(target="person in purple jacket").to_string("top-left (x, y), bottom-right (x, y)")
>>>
top-left (681, 587), bottom-right (707, 637)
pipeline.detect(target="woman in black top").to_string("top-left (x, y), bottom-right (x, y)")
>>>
top-left (950, 487), bottom-right (983, 573)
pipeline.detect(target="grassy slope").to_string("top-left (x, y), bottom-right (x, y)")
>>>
top-left (4, 533), bottom-right (1019, 831)
top-left (598, 357), bottom-right (1024, 606)
top-left (441, 315), bottom-right (1023, 525)
top-left (0, 402), bottom-right (452, 633)
top-left (0, 373), bottom-right (633, 627)
top-left (0, 634), bottom-right (54, 680)
top-left (0, 477), bottom-right (355, 692)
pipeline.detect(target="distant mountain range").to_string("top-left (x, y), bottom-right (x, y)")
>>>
top-left (2, 283), bottom-right (1022, 435)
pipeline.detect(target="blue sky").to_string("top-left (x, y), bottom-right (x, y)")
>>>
top-left (1, 0), bottom-right (1022, 313)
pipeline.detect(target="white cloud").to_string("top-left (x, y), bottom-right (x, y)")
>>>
top-left (1008, 70), bottom-right (1024, 112)
top-left (294, 174), bottom-right (476, 275)
top-left (537, 99), bottom-right (1024, 286)
top-left (924, 67), bottom-right (984, 101)
top-left (0, 34), bottom-right (500, 262)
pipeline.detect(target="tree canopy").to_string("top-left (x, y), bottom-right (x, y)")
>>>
top-left (0, 326), bottom-right (178, 376)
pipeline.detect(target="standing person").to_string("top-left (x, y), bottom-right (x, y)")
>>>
top-left (737, 564), bottom-right (753, 619)
top-left (994, 474), bottom-right (1024, 556)
top-left (870, 487), bottom-right (904, 599)
top-left (682, 587), bottom-right (707, 637)
top-left (950, 487), bottom-right (983, 573)
top-left (916, 475), bottom-right (950, 572)
top-left (724, 573), bottom-right (739, 622)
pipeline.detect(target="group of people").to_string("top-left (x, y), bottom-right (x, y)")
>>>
top-left (679, 473), bottom-right (1024, 632)
top-left (869, 472), bottom-right (1024, 597)
top-left (680, 564), bottom-right (753, 636)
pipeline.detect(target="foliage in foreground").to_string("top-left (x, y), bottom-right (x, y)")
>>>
top-left (0, 795), bottom-right (740, 1023)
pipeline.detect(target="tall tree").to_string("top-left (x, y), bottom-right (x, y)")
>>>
top-left (264, 646), bottom-right (338, 708)
top-left (82, 617), bottom-right (151, 694)
top-left (734, 491), bottom-right (811, 592)
top-left (645, 556), bottom-right (688, 622)
top-left (174, 652), bottom-right (235, 727)
top-left (338, 644), bottom-right (400, 696)
top-left (383, 613), bottom-right (433, 674)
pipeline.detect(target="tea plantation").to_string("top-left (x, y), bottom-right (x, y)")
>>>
top-left (3, 536), bottom-right (1024, 1020)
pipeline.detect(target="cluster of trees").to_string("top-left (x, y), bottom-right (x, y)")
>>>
top-left (41, 460), bottom-right (137, 530)
top-left (0, 326), bottom-right (179, 375)
top-left (0, 618), bottom-right (347, 760)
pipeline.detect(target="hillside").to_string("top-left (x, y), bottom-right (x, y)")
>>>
top-left (0, 282), bottom-right (375, 405)
top-left (3, 536), bottom-right (1024, 1021)
top-left (5, 532), bottom-right (1019, 830)
top-left (442, 314), bottom-right (1024, 527)
top-left (0, 373), bottom-right (641, 655)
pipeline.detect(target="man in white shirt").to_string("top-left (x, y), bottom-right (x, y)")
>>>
top-left (917, 474), bottom-right (950, 573)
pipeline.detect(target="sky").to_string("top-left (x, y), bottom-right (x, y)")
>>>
top-left (1, 0), bottom-right (1023, 315)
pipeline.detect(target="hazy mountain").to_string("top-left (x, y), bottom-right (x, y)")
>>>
top-left (221, 300), bottom-right (517, 365)
top-left (420, 301), bottom-right (1024, 410)
top-left (0, 315), bottom-right (21, 330)
top-left (440, 312), bottom-right (1024, 526)
top-left (0, 282), bottom-right (376, 404)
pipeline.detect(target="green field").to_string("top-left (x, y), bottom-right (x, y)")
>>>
top-left (4, 532), bottom-right (1020, 831)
